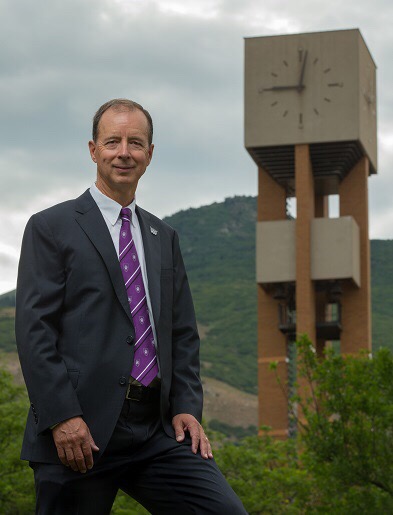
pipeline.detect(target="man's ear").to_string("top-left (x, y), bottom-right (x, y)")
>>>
top-left (147, 144), bottom-right (154, 166)
top-left (88, 140), bottom-right (97, 163)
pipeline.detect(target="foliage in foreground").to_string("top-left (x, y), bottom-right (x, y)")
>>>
top-left (0, 369), bottom-right (35, 514)
top-left (296, 335), bottom-right (393, 512)
top-left (214, 433), bottom-right (311, 514)
top-left (3, 338), bottom-right (393, 513)
top-left (215, 337), bottom-right (393, 514)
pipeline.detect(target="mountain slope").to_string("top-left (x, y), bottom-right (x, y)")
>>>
top-left (1, 196), bottom-right (393, 395)
top-left (370, 239), bottom-right (393, 351)
top-left (164, 197), bottom-right (258, 393)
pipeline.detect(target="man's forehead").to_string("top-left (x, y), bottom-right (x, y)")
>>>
top-left (102, 106), bottom-right (145, 122)
top-left (99, 107), bottom-right (149, 134)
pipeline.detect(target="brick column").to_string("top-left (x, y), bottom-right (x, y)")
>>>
top-left (295, 145), bottom-right (316, 344)
top-left (339, 157), bottom-right (372, 353)
top-left (257, 166), bottom-right (288, 437)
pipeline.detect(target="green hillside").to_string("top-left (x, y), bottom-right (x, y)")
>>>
top-left (0, 308), bottom-right (15, 353)
top-left (164, 197), bottom-right (258, 393)
top-left (0, 290), bottom-right (15, 308)
top-left (370, 239), bottom-right (393, 351)
top-left (1, 196), bottom-right (393, 394)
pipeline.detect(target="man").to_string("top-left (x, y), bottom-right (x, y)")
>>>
top-left (15, 99), bottom-right (247, 514)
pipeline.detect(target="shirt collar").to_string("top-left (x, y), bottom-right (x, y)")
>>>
top-left (90, 183), bottom-right (137, 227)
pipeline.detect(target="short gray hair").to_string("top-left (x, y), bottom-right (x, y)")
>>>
top-left (92, 99), bottom-right (153, 145)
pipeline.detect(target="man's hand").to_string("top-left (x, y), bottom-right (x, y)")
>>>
top-left (52, 416), bottom-right (99, 473)
top-left (172, 414), bottom-right (213, 460)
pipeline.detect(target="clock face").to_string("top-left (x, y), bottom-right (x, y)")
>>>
top-left (244, 29), bottom-right (377, 173)
top-left (258, 47), bottom-right (346, 131)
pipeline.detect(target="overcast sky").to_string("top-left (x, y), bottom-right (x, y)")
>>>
top-left (1, 0), bottom-right (392, 294)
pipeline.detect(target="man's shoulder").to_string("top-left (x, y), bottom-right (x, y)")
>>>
top-left (31, 190), bottom-right (92, 221)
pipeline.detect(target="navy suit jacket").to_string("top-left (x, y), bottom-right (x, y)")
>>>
top-left (15, 189), bottom-right (202, 464)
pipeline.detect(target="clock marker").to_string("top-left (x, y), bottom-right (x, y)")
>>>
top-left (271, 101), bottom-right (278, 107)
top-left (314, 108), bottom-right (319, 115)
top-left (283, 60), bottom-right (288, 67)
top-left (328, 82), bottom-right (344, 88)
top-left (323, 68), bottom-right (331, 74)
top-left (283, 110), bottom-right (288, 117)
top-left (324, 97), bottom-right (331, 103)
top-left (313, 58), bottom-right (319, 65)
top-left (271, 72), bottom-right (278, 77)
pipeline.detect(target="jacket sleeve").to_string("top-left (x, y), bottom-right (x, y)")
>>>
top-left (15, 213), bottom-right (83, 434)
top-left (169, 230), bottom-right (203, 421)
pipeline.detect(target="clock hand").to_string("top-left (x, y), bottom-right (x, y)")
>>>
top-left (261, 84), bottom-right (305, 92)
top-left (298, 50), bottom-right (308, 90)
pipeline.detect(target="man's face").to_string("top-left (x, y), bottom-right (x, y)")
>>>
top-left (88, 107), bottom-right (154, 196)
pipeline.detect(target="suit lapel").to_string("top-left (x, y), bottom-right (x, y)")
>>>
top-left (74, 190), bottom-right (134, 324)
top-left (136, 206), bottom-right (161, 327)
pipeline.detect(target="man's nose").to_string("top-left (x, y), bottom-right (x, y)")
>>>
top-left (118, 140), bottom-right (130, 158)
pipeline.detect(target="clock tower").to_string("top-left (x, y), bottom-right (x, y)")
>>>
top-left (245, 29), bottom-right (377, 438)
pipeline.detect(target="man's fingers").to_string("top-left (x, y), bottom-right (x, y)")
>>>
top-left (52, 417), bottom-right (99, 473)
top-left (61, 440), bottom-right (96, 473)
top-left (81, 441), bottom-right (94, 470)
top-left (172, 417), bottom-right (186, 442)
top-left (188, 424), bottom-right (201, 454)
top-left (74, 447), bottom-right (89, 473)
top-left (65, 447), bottom-right (78, 472)
top-left (172, 414), bottom-right (214, 458)
top-left (200, 435), bottom-right (214, 460)
top-left (89, 434), bottom-right (100, 452)
top-left (55, 445), bottom-right (69, 467)
top-left (188, 424), bottom-right (213, 458)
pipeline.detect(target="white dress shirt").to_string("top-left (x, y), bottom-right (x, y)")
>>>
top-left (89, 183), bottom-right (159, 359)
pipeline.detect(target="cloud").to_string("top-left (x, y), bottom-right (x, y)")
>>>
top-left (0, 0), bottom-right (392, 293)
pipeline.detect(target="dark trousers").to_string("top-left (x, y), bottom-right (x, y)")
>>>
top-left (32, 393), bottom-right (247, 514)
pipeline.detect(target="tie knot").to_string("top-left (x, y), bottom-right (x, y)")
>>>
top-left (120, 208), bottom-right (132, 222)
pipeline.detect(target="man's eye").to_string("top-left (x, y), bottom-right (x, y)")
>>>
top-left (129, 141), bottom-right (145, 151)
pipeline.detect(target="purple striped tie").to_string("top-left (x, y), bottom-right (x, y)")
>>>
top-left (119, 208), bottom-right (158, 386)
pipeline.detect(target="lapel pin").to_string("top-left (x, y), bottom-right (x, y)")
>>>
top-left (150, 226), bottom-right (158, 236)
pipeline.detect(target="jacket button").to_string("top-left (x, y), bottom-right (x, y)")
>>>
top-left (126, 335), bottom-right (133, 345)
top-left (119, 376), bottom-right (127, 386)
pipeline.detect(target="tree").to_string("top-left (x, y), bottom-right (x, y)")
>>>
top-left (295, 335), bottom-right (393, 512)
top-left (213, 432), bottom-right (312, 514)
top-left (214, 338), bottom-right (393, 514)
top-left (0, 369), bottom-right (35, 514)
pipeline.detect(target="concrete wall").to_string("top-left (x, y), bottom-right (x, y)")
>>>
top-left (256, 216), bottom-right (360, 285)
